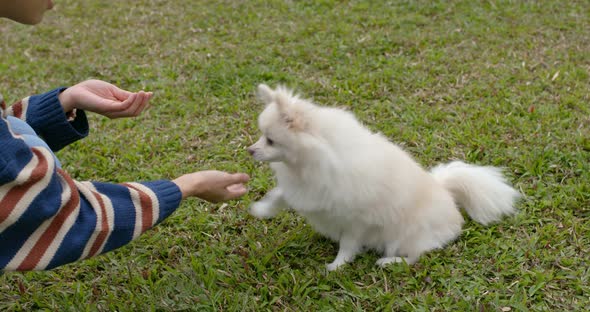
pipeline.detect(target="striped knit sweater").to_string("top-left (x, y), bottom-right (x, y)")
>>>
top-left (0, 88), bottom-right (182, 271)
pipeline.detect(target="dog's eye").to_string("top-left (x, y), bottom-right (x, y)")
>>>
top-left (266, 138), bottom-right (274, 146)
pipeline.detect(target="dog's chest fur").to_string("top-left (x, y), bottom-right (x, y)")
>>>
top-left (270, 162), bottom-right (379, 242)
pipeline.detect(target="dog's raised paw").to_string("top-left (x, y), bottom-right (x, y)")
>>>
top-left (326, 261), bottom-right (346, 272)
top-left (249, 201), bottom-right (277, 219)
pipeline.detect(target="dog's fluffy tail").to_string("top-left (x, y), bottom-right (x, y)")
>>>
top-left (430, 161), bottom-right (520, 225)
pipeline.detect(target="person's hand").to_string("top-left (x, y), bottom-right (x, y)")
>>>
top-left (58, 79), bottom-right (152, 119)
top-left (172, 171), bottom-right (250, 203)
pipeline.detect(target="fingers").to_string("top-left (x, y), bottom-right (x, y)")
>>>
top-left (228, 173), bottom-right (250, 186)
top-left (110, 84), bottom-right (135, 101)
top-left (126, 91), bottom-right (145, 114)
top-left (227, 184), bottom-right (247, 192)
top-left (173, 171), bottom-right (250, 202)
top-left (225, 183), bottom-right (248, 200)
top-left (108, 91), bottom-right (151, 118)
top-left (133, 91), bottom-right (152, 115)
top-left (119, 92), bottom-right (137, 110)
top-left (221, 173), bottom-right (250, 200)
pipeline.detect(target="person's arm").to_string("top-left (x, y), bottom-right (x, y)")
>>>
top-left (0, 120), bottom-right (248, 271)
top-left (4, 87), bottom-right (89, 151)
top-left (0, 121), bottom-right (183, 270)
top-left (4, 79), bottom-right (153, 152)
top-left (0, 81), bottom-right (249, 271)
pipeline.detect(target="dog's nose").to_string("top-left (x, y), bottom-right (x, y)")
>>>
top-left (247, 147), bottom-right (255, 156)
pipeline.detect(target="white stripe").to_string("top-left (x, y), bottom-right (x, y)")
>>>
top-left (35, 175), bottom-right (80, 270)
top-left (127, 187), bottom-right (143, 239)
top-left (20, 97), bottom-right (29, 118)
top-left (128, 183), bottom-right (160, 227)
top-left (75, 182), bottom-right (114, 258)
top-left (75, 181), bottom-right (103, 260)
top-left (95, 188), bottom-right (115, 255)
top-left (0, 147), bottom-right (55, 233)
top-left (5, 213), bottom-right (53, 271)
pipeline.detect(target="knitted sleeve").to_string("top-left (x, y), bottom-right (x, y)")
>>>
top-left (4, 87), bottom-right (89, 151)
top-left (0, 95), bottom-right (183, 271)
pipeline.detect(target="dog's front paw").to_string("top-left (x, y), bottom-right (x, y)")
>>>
top-left (249, 201), bottom-right (277, 219)
top-left (326, 260), bottom-right (346, 272)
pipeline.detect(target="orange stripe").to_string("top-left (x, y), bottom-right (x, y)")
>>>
top-left (17, 170), bottom-right (80, 270)
top-left (123, 183), bottom-right (153, 233)
top-left (0, 149), bottom-right (49, 225)
top-left (87, 191), bottom-right (109, 258)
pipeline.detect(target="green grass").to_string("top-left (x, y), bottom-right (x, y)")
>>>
top-left (1, 0), bottom-right (589, 310)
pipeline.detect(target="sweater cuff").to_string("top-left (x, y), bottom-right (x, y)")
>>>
top-left (141, 180), bottom-right (183, 224)
top-left (27, 87), bottom-right (89, 152)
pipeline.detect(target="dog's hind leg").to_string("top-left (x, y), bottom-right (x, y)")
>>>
top-left (376, 255), bottom-right (418, 267)
top-left (376, 241), bottom-right (419, 267)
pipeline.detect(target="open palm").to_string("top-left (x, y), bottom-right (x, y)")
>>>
top-left (59, 80), bottom-right (152, 119)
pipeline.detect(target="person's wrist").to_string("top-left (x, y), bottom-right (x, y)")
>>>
top-left (172, 178), bottom-right (188, 200)
top-left (173, 173), bottom-right (204, 200)
top-left (57, 88), bottom-right (75, 113)
top-left (190, 174), bottom-right (206, 199)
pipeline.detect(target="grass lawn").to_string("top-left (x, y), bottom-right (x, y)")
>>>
top-left (1, 0), bottom-right (589, 310)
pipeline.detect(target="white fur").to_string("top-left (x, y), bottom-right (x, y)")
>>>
top-left (248, 84), bottom-right (520, 271)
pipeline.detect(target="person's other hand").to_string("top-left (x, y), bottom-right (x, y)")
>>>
top-left (58, 79), bottom-right (152, 119)
top-left (173, 171), bottom-right (250, 203)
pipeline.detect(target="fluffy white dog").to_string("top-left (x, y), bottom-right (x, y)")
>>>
top-left (247, 84), bottom-right (520, 271)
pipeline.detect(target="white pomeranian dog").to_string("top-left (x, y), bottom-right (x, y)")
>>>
top-left (247, 84), bottom-right (520, 271)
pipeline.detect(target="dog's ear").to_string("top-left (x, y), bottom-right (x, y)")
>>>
top-left (275, 93), bottom-right (306, 131)
top-left (275, 91), bottom-right (290, 113)
top-left (257, 84), bottom-right (274, 104)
